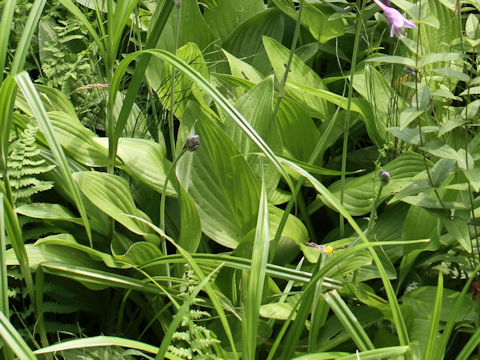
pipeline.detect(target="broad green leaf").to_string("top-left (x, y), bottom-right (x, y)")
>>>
top-left (224, 49), bottom-right (264, 85)
top-left (204, 0), bottom-right (265, 41)
top-left (148, 42), bottom-right (209, 118)
top-left (101, 137), bottom-right (176, 197)
top-left (73, 171), bottom-right (152, 236)
top-left (263, 36), bottom-right (332, 120)
top-left (463, 168), bottom-right (480, 192)
top-left (15, 84), bottom-right (77, 118)
top-left (366, 55), bottom-right (416, 68)
top-left (418, 53), bottom-right (464, 68)
top-left (438, 117), bottom-right (465, 137)
top-left (442, 215), bottom-right (471, 252)
top-left (420, 141), bottom-right (462, 162)
top-left (48, 111), bottom-right (108, 167)
top-left (389, 126), bottom-right (438, 145)
top-left (399, 107), bottom-right (425, 130)
top-left (411, 84), bottom-right (430, 110)
top-left (15, 72), bottom-right (92, 246)
top-left (327, 153), bottom-right (426, 216)
top-left (177, 181), bottom-right (201, 253)
top-left (111, 49), bottom-right (294, 193)
top-left (302, 3), bottom-right (344, 43)
top-left (260, 302), bottom-right (296, 320)
top-left (177, 103), bottom-right (260, 248)
top-left (223, 9), bottom-right (285, 74)
top-left (223, 76), bottom-right (282, 193)
top-left (466, 13), bottom-right (480, 40)
top-left (276, 97), bottom-right (321, 163)
top-left (16, 202), bottom-right (107, 236)
top-left (35, 234), bottom-right (126, 268)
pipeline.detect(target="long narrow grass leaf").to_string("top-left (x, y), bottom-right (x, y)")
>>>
top-left (9, 0), bottom-right (46, 75)
top-left (1, 186), bottom-right (35, 306)
top-left (156, 265), bottom-right (223, 359)
top-left (278, 157), bottom-right (409, 347)
top-left (243, 179), bottom-right (269, 359)
top-left (109, 49), bottom-right (294, 192)
top-left (15, 72), bottom-right (93, 246)
top-left (33, 335), bottom-right (182, 359)
top-left (436, 264), bottom-right (480, 359)
top-left (455, 326), bottom-right (480, 360)
top-left (0, 0), bottom-right (16, 78)
top-left (128, 215), bottom-right (240, 360)
top-left (0, 310), bottom-right (37, 360)
top-left (323, 290), bottom-right (375, 351)
top-left (424, 272), bottom-right (443, 360)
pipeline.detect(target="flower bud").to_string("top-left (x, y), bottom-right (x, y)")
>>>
top-left (184, 135), bottom-right (200, 152)
top-left (379, 170), bottom-right (390, 185)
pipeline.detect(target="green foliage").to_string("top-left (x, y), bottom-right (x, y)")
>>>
top-left (169, 269), bottom-right (221, 360)
top-left (2, 124), bottom-right (55, 205)
top-left (3, 0), bottom-right (480, 359)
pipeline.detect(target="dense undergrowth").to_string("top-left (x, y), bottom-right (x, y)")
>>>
top-left (1, 0), bottom-right (480, 359)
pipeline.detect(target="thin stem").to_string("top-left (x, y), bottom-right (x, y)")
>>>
top-left (456, 1), bottom-right (480, 269)
top-left (268, 0), bottom-right (306, 262)
top-left (168, 0), bottom-right (181, 158)
top-left (272, 0), bottom-right (304, 119)
top-left (340, 0), bottom-right (364, 237)
top-left (160, 148), bottom-right (187, 283)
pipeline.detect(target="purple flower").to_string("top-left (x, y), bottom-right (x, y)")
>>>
top-left (184, 135), bottom-right (200, 152)
top-left (373, 0), bottom-right (416, 38)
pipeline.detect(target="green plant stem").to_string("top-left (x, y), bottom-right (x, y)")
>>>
top-left (272, 0), bottom-right (304, 118)
top-left (269, 106), bottom-right (342, 262)
top-left (168, 0), bottom-right (181, 157)
top-left (340, 0), bottom-right (364, 237)
top-left (160, 148), bottom-right (187, 283)
top-left (268, 0), bottom-right (305, 262)
top-left (456, 0), bottom-right (480, 270)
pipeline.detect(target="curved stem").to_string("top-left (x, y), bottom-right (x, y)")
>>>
top-left (160, 148), bottom-right (187, 283)
top-left (340, 0), bottom-right (364, 237)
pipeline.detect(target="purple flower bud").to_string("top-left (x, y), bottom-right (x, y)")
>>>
top-left (379, 170), bottom-right (390, 185)
top-left (373, 0), bottom-right (416, 38)
top-left (184, 135), bottom-right (200, 152)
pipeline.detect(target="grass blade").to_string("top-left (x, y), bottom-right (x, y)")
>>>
top-left (1, 186), bottom-right (35, 307)
top-left (33, 335), bottom-right (182, 358)
top-left (41, 262), bottom-right (167, 296)
top-left (9, 0), bottom-right (46, 75)
top-left (424, 272), bottom-right (443, 360)
top-left (278, 156), bottom-right (409, 349)
top-left (109, 49), bottom-right (294, 193)
top-left (15, 72), bottom-right (93, 246)
top-left (455, 326), bottom-right (480, 360)
top-left (129, 215), bottom-right (240, 360)
top-left (323, 290), bottom-right (375, 352)
top-left (0, 310), bottom-right (37, 360)
top-left (243, 178), bottom-right (270, 359)
top-left (436, 263), bottom-right (480, 360)
top-left (156, 264), bottom-right (223, 359)
top-left (0, 194), bottom-right (13, 360)
top-left (0, 0), bottom-right (16, 77)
